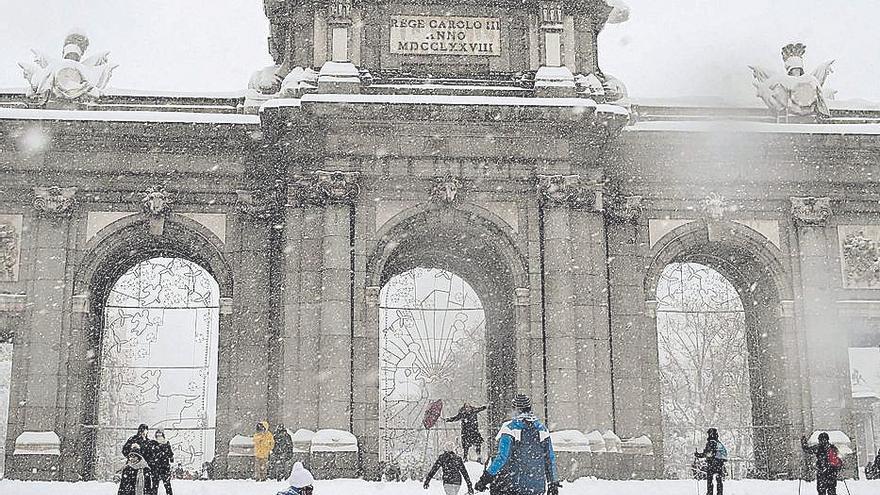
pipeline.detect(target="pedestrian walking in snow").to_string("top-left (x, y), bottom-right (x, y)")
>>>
top-left (270, 423), bottom-right (294, 481)
top-left (118, 444), bottom-right (154, 495)
top-left (148, 429), bottom-right (174, 495)
top-left (253, 421), bottom-right (276, 482)
top-left (276, 461), bottom-right (315, 495)
top-left (424, 441), bottom-right (473, 495)
top-left (801, 433), bottom-right (843, 495)
top-left (694, 428), bottom-right (727, 495)
top-left (445, 402), bottom-right (488, 462)
top-left (474, 394), bottom-right (560, 495)
top-left (866, 449), bottom-right (880, 479)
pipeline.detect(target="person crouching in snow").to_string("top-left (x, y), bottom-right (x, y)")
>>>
top-left (474, 394), bottom-right (560, 495)
top-left (424, 441), bottom-right (473, 495)
top-left (254, 421), bottom-right (275, 481)
top-left (277, 461), bottom-right (315, 495)
top-left (119, 444), bottom-right (154, 495)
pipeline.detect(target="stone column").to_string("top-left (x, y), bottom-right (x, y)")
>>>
top-left (279, 172), bottom-right (359, 435)
top-left (8, 187), bottom-right (77, 480)
top-left (606, 197), bottom-right (663, 446)
top-left (538, 175), bottom-right (614, 432)
top-left (790, 197), bottom-right (853, 431)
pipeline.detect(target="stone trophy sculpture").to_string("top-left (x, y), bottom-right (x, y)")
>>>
top-left (18, 29), bottom-right (117, 106)
top-left (749, 43), bottom-right (834, 119)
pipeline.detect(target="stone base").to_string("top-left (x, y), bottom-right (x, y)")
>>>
top-left (310, 451), bottom-right (359, 479)
top-left (8, 454), bottom-right (62, 481)
top-left (226, 455), bottom-right (254, 479)
top-left (554, 452), bottom-right (659, 482)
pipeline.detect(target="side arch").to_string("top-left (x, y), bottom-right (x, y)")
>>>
top-left (643, 218), bottom-right (800, 479)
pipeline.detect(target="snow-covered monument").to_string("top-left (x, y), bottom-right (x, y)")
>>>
top-left (1, 0), bottom-right (878, 483)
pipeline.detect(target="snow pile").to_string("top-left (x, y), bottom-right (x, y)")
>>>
top-left (290, 428), bottom-right (314, 453)
top-left (603, 430), bottom-right (623, 453)
top-left (620, 435), bottom-right (653, 455)
top-left (227, 435), bottom-right (253, 457)
top-left (13, 431), bottom-right (61, 455)
top-left (2, 478), bottom-right (879, 495)
top-left (586, 430), bottom-right (607, 452)
top-left (310, 429), bottom-right (357, 453)
top-left (550, 430), bottom-right (590, 452)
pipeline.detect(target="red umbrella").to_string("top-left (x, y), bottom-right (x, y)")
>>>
top-left (423, 399), bottom-right (444, 429)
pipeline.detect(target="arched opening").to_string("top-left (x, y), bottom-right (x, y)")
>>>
top-left (369, 206), bottom-right (528, 475)
top-left (93, 257), bottom-right (220, 480)
top-left (646, 221), bottom-right (794, 480)
top-left (656, 262), bottom-right (754, 478)
top-left (379, 267), bottom-right (487, 466)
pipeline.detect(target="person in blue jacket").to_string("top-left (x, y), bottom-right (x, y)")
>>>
top-left (474, 394), bottom-right (560, 495)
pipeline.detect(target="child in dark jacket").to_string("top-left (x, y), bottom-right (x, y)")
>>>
top-left (424, 442), bottom-right (473, 495)
top-left (118, 445), bottom-right (154, 495)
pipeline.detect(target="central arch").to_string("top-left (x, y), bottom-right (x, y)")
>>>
top-left (367, 204), bottom-right (529, 464)
top-left (645, 219), bottom-right (797, 479)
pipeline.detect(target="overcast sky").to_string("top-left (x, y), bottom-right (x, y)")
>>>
top-left (1, 0), bottom-right (878, 102)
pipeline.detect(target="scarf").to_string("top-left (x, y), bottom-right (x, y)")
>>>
top-left (128, 458), bottom-right (149, 495)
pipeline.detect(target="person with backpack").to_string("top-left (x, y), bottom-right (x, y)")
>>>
top-left (801, 432), bottom-right (843, 495)
top-left (424, 441), bottom-right (473, 495)
top-left (694, 428), bottom-right (727, 495)
top-left (474, 394), bottom-right (560, 495)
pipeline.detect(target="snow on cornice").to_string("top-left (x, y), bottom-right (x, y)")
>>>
top-left (627, 120), bottom-right (880, 134)
top-left (0, 107), bottom-right (259, 124)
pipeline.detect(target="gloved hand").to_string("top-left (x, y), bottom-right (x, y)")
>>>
top-left (547, 481), bottom-right (562, 495)
top-left (474, 471), bottom-right (494, 492)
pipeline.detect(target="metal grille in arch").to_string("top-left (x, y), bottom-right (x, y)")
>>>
top-left (379, 268), bottom-right (487, 468)
top-left (95, 257), bottom-right (219, 479)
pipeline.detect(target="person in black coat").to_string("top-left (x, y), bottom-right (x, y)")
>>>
top-left (148, 429), bottom-right (174, 495)
top-left (801, 433), bottom-right (841, 495)
top-left (424, 442), bottom-right (473, 495)
top-left (123, 424), bottom-right (153, 464)
top-left (867, 449), bottom-right (880, 479)
top-left (119, 444), bottom-right (154, 495)
top-left (445, 403), bottom-right (488, 462)
top-left (270, 423), bottom-right (295, 481)
top-left (694, 428), bottom-right (726, 495)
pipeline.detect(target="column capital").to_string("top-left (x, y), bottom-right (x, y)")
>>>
top-left (365, 286), bottom-right (381, 307)
top-left (33, 186), bottom-right (77, 216)
top-left (514, 287), bottom-right (531, 306)
top-left (606, 195), bottom-right (643, 224)
top-left (236, 187), bottom-right (280, 218)
top-left (790, 196), bottom-right (831, 225)
top-left (536, 174), bottom-right (604, 211)
top-left (287, 170), bottom-right (360, 207)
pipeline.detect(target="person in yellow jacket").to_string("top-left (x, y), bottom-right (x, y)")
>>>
top-left (253, 421), bottom-right (275, 481)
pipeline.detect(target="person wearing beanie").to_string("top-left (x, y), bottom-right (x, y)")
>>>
top-left (694, 428), bottom-right (728, 495)
top-left (277, 461), bottom-right (315, 495)
top-left (118, 444), bottom-right (154, 495)
top-left (802, 432), bottom-right (843, 495)
top-left (424, 441), bottom-right (473, 495)
top-left (148, 429), bottom-right (174, 495)
top-left (475, 394), bottom-right (560, 495)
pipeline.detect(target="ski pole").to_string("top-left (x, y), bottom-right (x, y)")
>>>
top-left (841, 478), bottom-right (852, 495)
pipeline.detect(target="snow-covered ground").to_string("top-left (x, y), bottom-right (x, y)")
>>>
top-left (2, 478), bottom-right (880, 495)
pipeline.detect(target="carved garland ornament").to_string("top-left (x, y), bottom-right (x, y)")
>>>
top-left (790, 196), bottom-right (831, 225)
top-left (33, 186), bottom-right (77, 215)
top-left (536, 174), bottom-right (604, 211)
top-left (841, 231), bottom-right (880, 287)
top-left (0, 221), bottom-right (18, 282)
top-left (288, 171), bottom-right (360, 206)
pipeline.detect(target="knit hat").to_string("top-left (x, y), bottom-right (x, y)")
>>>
top-left (512, 394), bottom-right (532, 411)
top-left (288, 461), bottom-right (315, 488)
top-left (707, 428), bottom-right (718, 440)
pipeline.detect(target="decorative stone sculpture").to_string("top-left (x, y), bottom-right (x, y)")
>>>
top-left (431, 176), bottom-right (460, 204)
top-left (0, 220), bottom-right (19, 282)
top-left (142, 186), bottom-right (173, 236)
top-left (607, 195), bottom-right (643, 223)
top-left (288, 171), bottom-right (360, 206)
top-left (749, 43), bottom-right (834, 118)
top-left (790, 196), bottom-right (831, 225)
top-left (236, 188), bottom-right (280, 218)
top-left (537, 174), bottom-right (604, 211)
top-left (702, 192), bottom-right (730, 221)
top-left (841, 231), bottom-right (880, 287)
top-left (18, 29), bottom-right (117, 106)
top-left (33, 186), bottom-right (77, 215)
